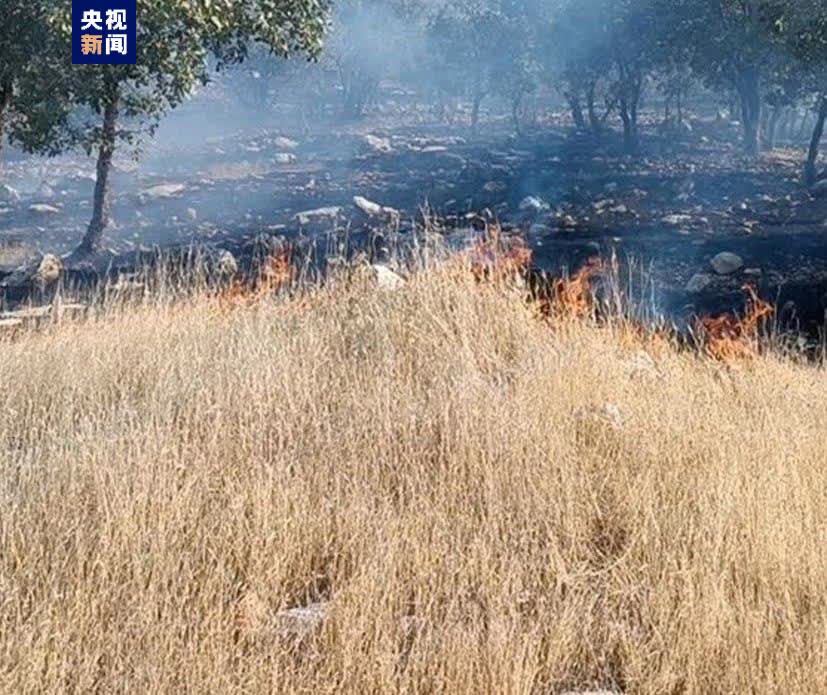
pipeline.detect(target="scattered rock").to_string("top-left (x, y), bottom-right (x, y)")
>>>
top-left (139, 183), bottom-right (186, 203)
top-left (28, 203), bottom-right (61, 216)
top-left (273, 136), bottom-right (299, 150)
top-left (294, 206), bottom-right (343, 226)
top-left (34, 254), bottom-right (63, 286)
top-left (274, 153), bottom-right (297, 165)
top-left (686, 273), bottom-right (713, 293)
top-left (363, 134), bottom-right (392, 153)
top-left (353, 196), bottom-right (399, 220)
top-left (661, 213), bottom-right (693, 226)
top-left (186, 207), bottom-right (198, 221)
top-left (558, 214), bottom-right (578, 229)
top-left (710, 251), bottom-right (743, 276)
top-left (215, 250), bottom-right (238, 277)
top-left (519, 196), bottom-right (550, 214)
top-left (372, 264), bottom-right (405, 290)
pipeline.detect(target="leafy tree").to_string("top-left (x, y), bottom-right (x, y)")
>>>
top-left (0, 1), bottom-right (51, 171)
top-left (772, 0), bottom-right (827, 183)
top-left (658, 0), bottom-right (784, 157)
top-left (12, 0), bottom-right (329, 258)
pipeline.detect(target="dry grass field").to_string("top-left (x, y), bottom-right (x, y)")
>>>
top-left (1, 260), bottom-right (826, 693)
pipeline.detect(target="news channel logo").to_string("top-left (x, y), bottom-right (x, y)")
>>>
top-left (72, 1), bottom-right (136, 65)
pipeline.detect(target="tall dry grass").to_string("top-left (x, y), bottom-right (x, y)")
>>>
top-left (0, 262), bottom-right (825, 693)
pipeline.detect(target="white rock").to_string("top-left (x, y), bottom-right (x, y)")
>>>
top-left (215, 250), bottom-right (238, 276)
top-left (273, 136), bottom-right (299, 150)
top-left (661, 213), bottom-right (693, 226)
top-left (274, 153), bottom-right (297, 165)
top-left (353, 196), bottom-right (399, 220)
top-left (519, 196), bottom-right (550, 213)
top-left (364, 134), bottom-right (392, 153)
top-left (372, 264), bottom-right (405, 290)
top-left (710, 252), bottom-right (743, 275)
top-left (28, 203), bottom-right (60, 216)
top-left (294, 206), bottom-right (343, 226)
top-left (140, 183), bottom-right (186, 202)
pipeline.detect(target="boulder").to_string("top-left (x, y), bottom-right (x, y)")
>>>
top-left (215, 250), bottom-right (238, 277)
top-left (273, 153), bottom-right (297, 165)
top-left (710, 252), bottom-right (743, 276)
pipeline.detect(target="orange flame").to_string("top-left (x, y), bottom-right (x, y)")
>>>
top-left (467, 226), bottom-right (533, 283)
top-left (217, 247), bottom-right (294, 310)
top-left (548, 258), bottom-right (604, 321)
top-left (697, 285), bottom-right (774, 361)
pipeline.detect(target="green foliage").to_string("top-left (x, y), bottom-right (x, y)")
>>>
top-left (11, 0), bottom-right (330, 157)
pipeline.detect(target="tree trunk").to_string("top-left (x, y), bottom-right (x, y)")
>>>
top-left (511, 95), bottom-right (523, 136)
top-left (0, 81), bottom-right (12, 174)
top-left (804, 96), bottom-right (827, 187)
top-left (471, 91), bottom-right (484, 135)
top-left (76, 94), bottom-right (119, 257)
top-left (736, 68), bottom-right (762, 157)
top-left (567, 91), bottom-right (586, 131)
top-left (765, 106), bottom-right (782, 150)
top-left (586, 82), bottom-right (604, 136)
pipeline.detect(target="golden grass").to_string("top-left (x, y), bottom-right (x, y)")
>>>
top-left (1, 265), bottom-right (826, 693)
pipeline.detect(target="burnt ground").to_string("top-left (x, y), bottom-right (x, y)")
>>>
top-left (2, 106), bottom-right (827, 337)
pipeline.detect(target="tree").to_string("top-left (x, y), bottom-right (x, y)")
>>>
top-left (772, 0), bottom-right (827, 183)
top-left (0, 1), bottom-right (51, 171)
top-left (12, 0), bottom-right (329, 259)
top-left (658, 0), bottom-right (783, 157)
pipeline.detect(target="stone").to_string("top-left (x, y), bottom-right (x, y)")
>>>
top-left (215, 250), bottom-right (238, 277)
top-left (519, 196), bottom-right (550, 214)
top-left (140, 183), bottom-right (186, 202)
top-left (353, 196), bottom-right (399, 220)
top-left (273, 153), bottom-right (297, 165)
top-left (186, 207), bottom-right (198, 221)
top-left (686, 273), bottom-right (712, 293)
top-left (28, 203), bottom-right (60, 216)
top-left (661, 213), bottom-right (693, 226)
top-left (34, 254), bottom-right (63, 286)
top-left (710, 251), bottom-right (743, 275)
top-left (364, 134), bottom-right (392, 153)
top-left (294, 206), bottom-right (343, 226)
top-left (372, 264), bottom-right (405, 290)
top-left (273, 136), bottom-right (299, 150)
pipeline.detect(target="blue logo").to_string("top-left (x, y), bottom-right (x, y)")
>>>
top-left (72, 1), bottom-right (137, 65)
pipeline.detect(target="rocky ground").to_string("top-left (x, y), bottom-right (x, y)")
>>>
top-left (2, 106), bottom-right (827, 336)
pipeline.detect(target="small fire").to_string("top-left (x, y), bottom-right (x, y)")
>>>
top-left (548, 257), bottom-right (604, 321)
top-left (217, 247), bottom-right (294, 310)
top-left (467, 225), bottom-right (533, 283)
top-left (697, 285), bottom-right (774, 361)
